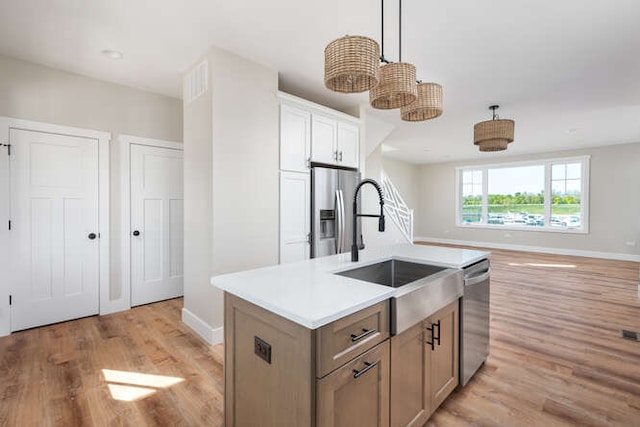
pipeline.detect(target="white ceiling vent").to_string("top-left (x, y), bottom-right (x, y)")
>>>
top-left (183, 60), bottom-right (208, 104)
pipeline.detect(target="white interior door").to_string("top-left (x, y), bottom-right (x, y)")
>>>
top-left (130, 144), bottom-right (183, 306)
top-left (10, 129), bottom-right (99, 331)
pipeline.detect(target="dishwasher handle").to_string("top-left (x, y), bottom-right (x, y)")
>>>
top-left (465, 269), bottom-right (490, 286)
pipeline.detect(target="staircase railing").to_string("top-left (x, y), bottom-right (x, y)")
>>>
top-left (380, 170), bottom-right (414, 244)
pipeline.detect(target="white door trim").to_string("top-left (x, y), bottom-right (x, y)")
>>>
top-left (0, 117), bottom-right (111, 336)
top-left (119, 134), bottom-right (182, 313)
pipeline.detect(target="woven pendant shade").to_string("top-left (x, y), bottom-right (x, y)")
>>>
top-left (370, 62), bottom-right (417, 109)
top-left (324, 35), bottom-right (380, 93)
top-left (474, 118), bottom-right (515, 152)
top-left (400, 82), bottom-right (443, 121)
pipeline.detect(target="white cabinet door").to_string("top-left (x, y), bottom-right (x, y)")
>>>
top-left (337, 122), bottom-right (359, 169)
top-left (280, 171), bottom-right (310, 263)
top-left (311, 114), bottom-right (338, 165)
top-left (10, 129), bottom-right (99, 331)
top-left (130, 144), bottom-right (184, 306)
top-left (280, 104), bottom-right (311, 172)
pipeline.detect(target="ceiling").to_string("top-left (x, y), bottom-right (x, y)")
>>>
top-left (1, 0), bottom-right (640, 164)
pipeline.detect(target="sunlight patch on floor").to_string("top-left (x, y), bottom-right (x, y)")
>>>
top-left (102, 369), bottom-right (184, 402)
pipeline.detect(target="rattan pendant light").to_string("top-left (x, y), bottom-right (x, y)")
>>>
top-left (324, 0), bottom-right (443, 120)
top-left (370, 62), bottom-right (417, 109)
top-left (324, 35), bottom-right (380, 93)
top-left (474, 105), bottom-right (515, 152)
top-left (400, 82), bottom-right (443, 121)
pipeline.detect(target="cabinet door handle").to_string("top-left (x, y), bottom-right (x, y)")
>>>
top-left (353, 361), bottom-right (378, 379)
top-left (426, 324), bottom-right (435, 350)
top-left (350, 328), bottom-right (376, 342)
top-left (339, 151), bottom-right (343, 162)
top-left (425, 320), bottom-right (441, 351)
top-left (333, 150), bottom-right (338, 161)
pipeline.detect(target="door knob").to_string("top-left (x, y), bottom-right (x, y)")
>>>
top-left (88, 233), bottom-right (97, 240)
top-left (132, 230), bottom-right (141, 236)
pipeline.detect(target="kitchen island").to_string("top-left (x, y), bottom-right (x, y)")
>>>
top-left (212, 244), bottom-right (490, 427)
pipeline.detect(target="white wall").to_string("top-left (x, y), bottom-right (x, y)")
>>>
top-left (182, 47), bottom-right (279, 344)
top-left (361, 144), bottom-right (411, 248)
top-left (416, 143), bottom-right (640, 259)
top-left (382, 156), bottom-right (420, 211)
top-left (0, 54), bottom-right (182, 309)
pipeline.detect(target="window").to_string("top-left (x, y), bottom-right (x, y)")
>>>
top-left (457, 156), bottom-right (589, 232)
top-left (461, 170), bottom-right (482, 224)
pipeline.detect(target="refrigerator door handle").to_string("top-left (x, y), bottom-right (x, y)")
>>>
top-left (338, 189), bottom-right (346, 253)
top-left (335, 190), bottom-right (342, 253)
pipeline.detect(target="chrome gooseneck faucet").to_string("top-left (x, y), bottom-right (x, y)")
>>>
top-left (352, 179), bottom-right (385, 262)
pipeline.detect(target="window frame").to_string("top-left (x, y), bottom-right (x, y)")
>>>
top-left (455, 155), bottom-right (590, 234)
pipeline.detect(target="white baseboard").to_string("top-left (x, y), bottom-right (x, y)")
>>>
top-left (181, 308), bottom-right (224, 345)
top-left (414, 236), bottom-right (640, 263)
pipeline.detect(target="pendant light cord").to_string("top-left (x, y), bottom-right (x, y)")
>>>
top-left (379, 0), bottom-right (411, 70)
top-left (399, 0), bottom-right (402, 63)
top-left (380, 0), bottom-right (388, 63)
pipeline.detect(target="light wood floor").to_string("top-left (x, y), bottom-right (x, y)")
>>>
top-left (1, 247), bottom-right (639, 426)
top-left (425, 246), bottom-right (640, 427)
top-left (0, 298), bottom-right (225, 426)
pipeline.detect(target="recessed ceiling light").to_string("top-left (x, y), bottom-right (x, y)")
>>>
top-left (566, 128), bottom-right (577, 134)
top-left (101, 49), bottom-right (123, 60)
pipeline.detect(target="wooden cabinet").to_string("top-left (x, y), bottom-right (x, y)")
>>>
top-left (428, 299), bottom-right (459, 410)
top-left (280, 104), bottom-right (311, 173)
top-left (311, 114), bottom-right (359, 168)
top-left (317, 341), bottom-right (390, 427)
top-left (316, 300), bottom-right (389, 377)
top-left (279, 171), bottom-right (310, 263)
top-left (224, 294), bottom-right (390, 427)
top-left (225, 290), bottom-right (457, 427)
top-left (390, 299), bottom-right (460, 426)
top-left (390, 322), bottom-right (429, 427)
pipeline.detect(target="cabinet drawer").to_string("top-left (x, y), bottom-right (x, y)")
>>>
top-left (316, 300), bottom-right (390, 378)
top-left (316, 340), bottom-right (390, 427)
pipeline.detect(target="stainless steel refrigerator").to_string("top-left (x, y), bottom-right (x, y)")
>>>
top-left (311, 166), bottom-right (361, 258)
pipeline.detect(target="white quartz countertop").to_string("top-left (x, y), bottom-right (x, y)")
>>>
top-left (211, 244), bottom-right (489, 330)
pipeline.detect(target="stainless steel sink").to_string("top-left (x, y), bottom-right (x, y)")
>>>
top-left (335, 259), bottom-right (463, 335)
top-left (335, 259), bottom-right (447, 288)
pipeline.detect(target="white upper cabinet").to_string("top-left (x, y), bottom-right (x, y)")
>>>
top-left (280, 104), bottom-right (311, 173)
top-left (337, 122), bottom-right (359, 168)
top-left (311, 114), bottom-right (360, 168)
top-left (311, 114), bottom-right (338, 165)
top-left (279, 93), bottom-right (360, 170)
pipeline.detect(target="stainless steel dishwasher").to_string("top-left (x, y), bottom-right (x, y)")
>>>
top-left (460, 258), bottom-right (490, 386)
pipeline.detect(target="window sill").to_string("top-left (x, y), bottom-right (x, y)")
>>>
top-left (456, 223), bottom-right (588, 234)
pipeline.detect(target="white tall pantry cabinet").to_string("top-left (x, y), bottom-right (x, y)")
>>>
top-left (278, 93), bottom-right (360, 264)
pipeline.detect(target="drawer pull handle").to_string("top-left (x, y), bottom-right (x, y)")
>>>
top-left (350, 328), bottom-right (376, 342)
top-left (353, 361), bottom-right (377, 379)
